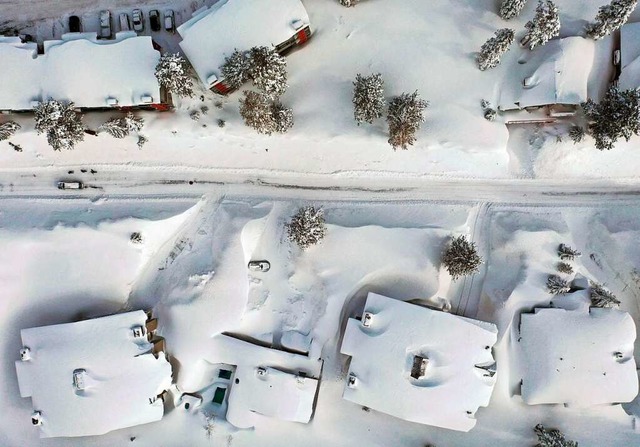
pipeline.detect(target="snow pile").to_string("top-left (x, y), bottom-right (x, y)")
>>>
top-left (619, 22), bottom-right (640, 91)
top-left (15, 310), bottom-right (172, 438)
top-left (341, 292), bottom-right (497, 432)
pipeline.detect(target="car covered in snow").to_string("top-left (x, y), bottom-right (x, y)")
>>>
top-left (248, 260), bottom-right (270, 272)
top-left (149, 10), bottom-right (161, 32)
top-left (132, 9), bottom-right (144, 32)
top-left (164, 10), bottom-right (175, 33)
top-left (99, 10), bottom-right (112, 39)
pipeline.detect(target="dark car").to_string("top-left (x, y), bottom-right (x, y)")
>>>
top-left (149, 10), bottom-right (161, 32)
top-left (69, 15), bottom-right (81, 33)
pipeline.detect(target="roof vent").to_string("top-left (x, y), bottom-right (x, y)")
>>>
top-left (132, 326), bottom-right (146, 338)
top-left (31, 411), bottom-right (43, 426)
top-left (20, 347), bottom-right (31, 361)
top-left (362, 312), bottom-right (374, 327)
top-left (72, 369), bottom-right (87, 391)
top-left (256, 367), bottom-right (268, 377)
top-left (347, 373), bottom-right (357, 388)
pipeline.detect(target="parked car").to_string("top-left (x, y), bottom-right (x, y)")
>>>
top-left (149, 10), bottom-right (161, 32)
top-left (99, 10), bottom-right (112, 39)
top-left (57, 181), bottom-right (84, 190)
top-left (69, 15), bottom-right (81, 33)
top-left (164, 10), bottom-right (175, 33)
top-left (132, 9), bottom-right (144, 32)
top-left (119, 13), bottom-right (131, 32)
top-left (248, 260), bottom-right (271, 272)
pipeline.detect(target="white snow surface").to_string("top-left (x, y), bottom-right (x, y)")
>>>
top-left (619, 21), bottom-right (640, 91)
top-left (0, 32), bottom-right (161, 110)
top-left (178, 0), bottom-right (309, 88)
top-left (519, 306), bottom-right (638, 407)
top-left (15, 310), bottom-right (173, 438)
top-left (341, 292), bottom-right (498, 432)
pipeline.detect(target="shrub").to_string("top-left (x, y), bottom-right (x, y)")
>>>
top-left (387, 91), bottom-right (428, 150)
top-left (589, 282), bottom-right (621, 308)
top-left (286, 206), bottom-right (327, 250)
top-left (547, 274), bottom-right (570, 295)
top-left (442, 235), bottom-right (483, 280)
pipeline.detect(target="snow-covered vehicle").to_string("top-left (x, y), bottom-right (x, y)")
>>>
top-left (57, 181), bottom-right (84, 190)
top-left (99, 10), bottom-right (112, 39)
top-left (149, 10), bottom-right (161, 32)
top-left (164, 10), bottom-right (175, 33)
top-left (248, 260), bottom-right (270, 272)
top-left (119, 13), bottom-right (131, 32)
top-left (132, 9), bottom-right (144, 32)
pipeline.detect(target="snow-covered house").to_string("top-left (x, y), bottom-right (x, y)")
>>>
top-left (519, 307), bottom-right (638, 406)
top-left (340, 292), bottom-right (498, 432)
top-left (177, 0), bottom-right (312, 94)
top-left (15, 310), bottom-right (172, 438)
top-left (0, 32), bottom-right (170, 112)
top-left (618, 22), bottom-right (640, 91)
top-left (498, 37), bottom-right (595, 117)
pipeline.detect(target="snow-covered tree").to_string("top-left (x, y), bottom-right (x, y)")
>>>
top-left (590, 282), bottom-right (621, 308)
top-left (387, 91), bottom-right (428, 150)
top-left (339, 0), bottom-right (360, 6)
top-left (500, 0), bottom-right (528, 20)
top-left (534, 424), bottom-right (578, 447)
top-left (477, 28), bottom-right (515, 71)
top-left (220, 49), bottom-right (251, 90)
top-left (353, 73), bottom-right (385, 125)
top-left (155, 53), bottom-right (194, 98)
top-left (99, 112), bottom-right (144, 139)
top-left (286, 206), bottom-right (327, 250)
top-left (547, 274), bottom-right (570, 295)
top-left (442, 235), bottom-right (483, 280)
top-left (248, 46), bottom-right (288, 98)
top-left (556, 262), bottom-right (573, 274)
top-left (34, 100), bottom-right (84, 151)
top-left (521, 0), bottom-right (560, 50)
top-left (586, 0), bottom-right (638, 40)
top-left (582, 86), bottom-right (640, 150)
top-left (271, 100), bottom-right (294, 133)
top-left (239, 91), bottom-right (293, 135)
top-left (557, 243), bottom-right (581, 260)
top-left (0, 121), bottom-right (21, 141)
top-left (569, 126), bottom-right (585, 144)
top-left (130, 232), bottom-right (143, 244)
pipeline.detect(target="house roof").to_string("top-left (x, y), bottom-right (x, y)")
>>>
top-left (519, 307), bottom-right (638, 406)
top-left (177, 0), bottom-right (310, 88)
top-left (0, 32), bottom-right (161, 111)
top-left (498, 37), bottom-right (595, 111)
top-left (340, 292), bottom-right (498, 432)
top-left (619, 22), bottom-right (640, 91)
top-left (15, 310), bottom-right (172, 438)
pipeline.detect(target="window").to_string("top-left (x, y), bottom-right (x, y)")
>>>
top-left (218, 369), bottom-right (232, 380)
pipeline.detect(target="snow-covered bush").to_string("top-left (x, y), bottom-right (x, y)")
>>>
top-left (556, 262), bottom-right (573, 274)
top-left (353, 73), bottom-right (385, 125)
top-left (534, 424), bottom-right (578, 447)
top-left (130, 232), bottom-right (143, 244)
top-left (286, 206), bottom-right (327, 250)
top-left (442, 235), bottom-right (483, 280)
top-left (557, 243), bottom-right (581, 261)
top-left (521, 0), bottom-right (560, 50)
top-left (500, 0), bottom-right (528, 20)
top-left (477, 28), bottom-right (515, 71)
top-left (387, 91), bottom-right (428, 150)
top-left (220, 49), bottom-right (251, 90)
top-left (248, 46), bottom-right (288, 98)
top-left (190, 110), bottom-right (201, 121)
top-left (484, 108), bottom-right (497, 121)
top-left (339, 0), bottom-right (360, 6)
top-left (590, 282), bottom-right (621, 308)
top-left (547, 274), bottom-right (570, 295)
top-left (239, 91), bottom-right (293, 135)
top-left (568, 126), bottom-right (585, 144)
top-left (0, 121), bottom-right (21, 141)
top-left (586, 0), bottom-right (637, 40)
top-left (100, 112), bottom-right (144, 139)
top-left (155, 53), bottom-right (194, 98)
top-left (137, 135), bottom-right (148, 148)
top-left (582, 86), bottom-right (640, 150)
top-left (34, 100), bottom-right (85, 151)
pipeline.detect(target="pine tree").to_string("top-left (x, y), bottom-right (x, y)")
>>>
top-left (556, 262), bottom-right (573, 274)
top-left (568, 126), bottom-right (585, 144)
top-left (534, 424), bottom-right (578, 447)
top-left (220, 49), bottom-right (251, 90)
top-left (271, 101), bottom-right (294, 133)
top-left (0, 121), bottom-right (21, 141)
top-left (387, 91), bottom-right (428, 150)
top-left (248, 46), bottom-right (288, 98)
top-left (155, 53), bottom-right (194, 98)
top-left (442, 235), bottom-right (483, 280)
top-left (477, 28), bottom-right (515, 71)
top-left (339, 0), bottom-right (360, 6)
top-left (557, 243), bottom-right (581, 260)
top-left (500, 0), bottom-right (528, 20)
top-left (34, 100), bottom-right (85, 151)
top-left (286, 206), bottom-right (327, 250)
top-left (521, 0), bottom-right (560, 50)
top-left (586, 0), bottom-right (638, 40)
top-left (589, 282), bottom-right (621, 308)
top-left (99, 112), bottom-right (144, 138)
top-left (582, 86), bottom-right (640, 150)
top-left (353, 73), bottom-right (385, 125)
top-left (547, 274), bottom-right (570, 295)
top-left (239, 91), bottom-right (293, 135)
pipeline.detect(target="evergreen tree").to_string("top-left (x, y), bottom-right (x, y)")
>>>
top-left (442, 235), bottom-right (483, 280)
top-left (521, 0), bottom-right (560, 50)
top-left (248, 46), bottom-right (288, 98)
top-left (557, 243), bottom-right (581, 260)
top-left (500, 0), bottom-right (528, 20)
top-left (547, 274), bottom-right (570, 295)
top-left (582, 86), bottom-right (640, 150)
top-left (387, 91), bottom-right (428, 150)
top-left (353, 73), bottom-right (385, 124)
top-left (34, 100), bottom-right (84, 151)
top-left (155, 53), bottom-right (194, 98)
top-left (239, 91), bottom-right (293, 135)
top-left (99, 112), bottom-right (144, 138)
top-left (220, 49), bottom-right (251, 90)
top-left (586, 0), bottom-right (638, 40)
top-left (589, 282), bottom-right (621, 308)
top-left (286, 206), bottom-right (327, 250)
top-left (271, 101), bottom-right (294, 133)
top-left (556, 262), bottom-right (573, 274)
top-left (477, 28), bottom-right (515, 71)
top-left (568, 126), bottom-right (585, 144)
top-left (0, 121), bottom-right (21, 141)
top-left (534, 424), bottom-right (578, 447)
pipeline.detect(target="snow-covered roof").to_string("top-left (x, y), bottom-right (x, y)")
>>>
top-left (0, 33), bottom-right (161, 111)
top-left (340, 293), bottom-right (498, 432)
top-left (619, 22), bottom-right (640, 91)
top-left (178, 0), bottom-right (310, 88)
top-left (498, 37), bottom-right (595, 111)
top-left (15, 311), bottom-right (172, 438)
top-left (519, 307), bottom-right (638, 406)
